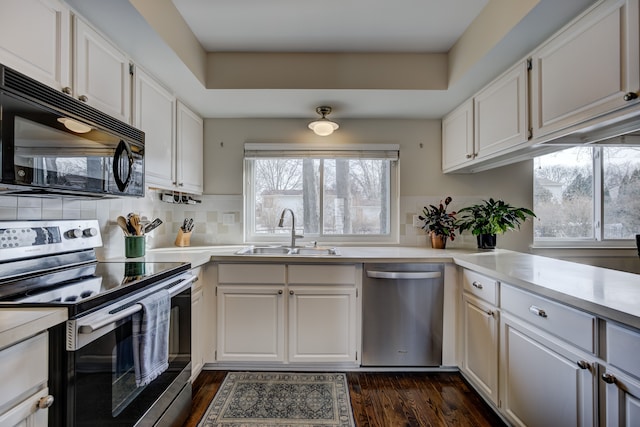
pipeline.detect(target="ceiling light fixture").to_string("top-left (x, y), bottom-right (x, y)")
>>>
top-left (308, 106), bottom-right (339, 136)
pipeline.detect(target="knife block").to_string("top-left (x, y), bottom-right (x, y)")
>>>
top-left (175, 229), bottom-right (192, 247)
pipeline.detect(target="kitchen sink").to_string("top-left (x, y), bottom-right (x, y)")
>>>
top-left (234, 246), bottom-right (340, 256)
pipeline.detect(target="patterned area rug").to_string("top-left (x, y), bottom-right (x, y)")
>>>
top-left (198, 372), bottom-right (355, 427)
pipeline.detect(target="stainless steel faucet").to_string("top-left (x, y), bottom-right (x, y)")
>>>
top-left (278, 208), bottom-right (303, 248)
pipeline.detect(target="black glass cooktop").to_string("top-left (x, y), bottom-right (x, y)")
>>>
top-left (0, 261), bottom-right (190, 317)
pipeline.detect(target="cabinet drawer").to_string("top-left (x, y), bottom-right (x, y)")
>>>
top-left (288, 265), bottom-right (356, 285)
top-left (218, 264), bottom-right (285, 284)
top-left (501, 284), bottom-right (595, 353)
top-left (606, 322), bottom-right (640, 380)
top-left (0, 332), bottom-right (48, 412)
top-left (462, 269), bottom-right (498, 305)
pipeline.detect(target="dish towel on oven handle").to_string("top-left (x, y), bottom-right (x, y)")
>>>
top-left (132, 289), bottom-right (171, 387)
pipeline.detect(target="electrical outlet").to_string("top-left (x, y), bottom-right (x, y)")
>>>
top-left (412, 215), bottom-right (421, 227)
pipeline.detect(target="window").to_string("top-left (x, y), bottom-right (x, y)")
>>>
top-left (534, 146), bottom-right (640, 244)
top-left (244, 143), bottom-right (399, 244)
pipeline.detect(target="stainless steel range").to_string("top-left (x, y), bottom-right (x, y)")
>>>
top-left (0, 219), bottom-right (194, 427)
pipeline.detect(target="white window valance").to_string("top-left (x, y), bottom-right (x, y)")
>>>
top-left (243, 143), bottom-right (399, 160)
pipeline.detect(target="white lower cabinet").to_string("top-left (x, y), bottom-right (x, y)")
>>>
top-left (216, 285), bottom-right (285, 362)
top-left (288, 286), bottom-right (357, 363)
top-left (215, 263), bottom-right (358, 365)
top-left (601, 365), bottom-right (640, 426)
top-left (500, 312), bottom-right (597, 427)
top-left (0, 332), bottom-right (52, 427)
top-left (462, 293), bottom-right (499, 405)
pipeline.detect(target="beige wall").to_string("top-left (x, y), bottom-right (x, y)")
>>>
top-left (203, 118), bottom-right (534, 252)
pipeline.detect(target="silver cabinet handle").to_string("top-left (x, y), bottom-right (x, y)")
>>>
top-left (576, 360), bottom-right (590, 370)
top-left (278, 290), bottom-right (283, 294)
top-left (602, 373), bottom-right (616, 384)
top-left (486, 310), bottom-right (494, 317)
top-left (38, 395), bottom-right (54, 409)
top-left (289, 290), bottom-right (294, 295)
top-left (62, 86), bottom-right (72, 94)
top-left (529, 305), bottom-right (547, 318)
top-left (623, 92), bottom-right (638, 101)
top-left (472, 281), bottom-right (483, 289)
top-left (366, 270), bottom-right (441, 280)
top-left (78, 94), bottom-right (88, 102)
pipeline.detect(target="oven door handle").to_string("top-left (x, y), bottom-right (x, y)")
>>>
top-left (77, 275), bottom-right (196, 334)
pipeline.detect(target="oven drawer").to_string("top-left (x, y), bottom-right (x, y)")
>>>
top-left (0, 332), bottom-right (48, 412)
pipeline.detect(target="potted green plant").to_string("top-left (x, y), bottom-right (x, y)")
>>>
top-left (418, 196), bottom-right (458, 249)
top-left (457, 198), bottom-right (536, 249)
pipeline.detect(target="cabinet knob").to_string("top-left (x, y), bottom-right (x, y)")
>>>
top-left (37, 395), bottom-right (54, 409)
top-left (472, 281), bottom-right (483, 289)
top-left (178, 183), bottom-right (184, 187)
top-left (278, 290), bottom-right (283, 294)
top-left (62, 86), bottom-right (72, 95)
top-left (466, 154), bottom-right (473, 159)
top-left (78, 95), bottom-right (88, 102)
top-left (623, 92), bottom-right (638, 101)
top-left (486, 310), bottom-right (494, 317)
top-left (289, 290), bottom-right (294, 295)
top-left (576, 360), bottom-right (590, 370)
top-left (602, 373), bottom-right (616, 384)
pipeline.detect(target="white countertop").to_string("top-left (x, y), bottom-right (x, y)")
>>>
top-left (142, 244), bottom-right (640, 329)
top-left (0, 307), bottom-right (67, 350)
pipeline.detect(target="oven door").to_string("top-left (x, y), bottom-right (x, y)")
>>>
top-left (52, 274), bottom-right (193, 426)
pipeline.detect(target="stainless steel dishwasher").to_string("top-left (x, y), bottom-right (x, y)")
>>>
top-left (362, 263), bottom-right (444, 366)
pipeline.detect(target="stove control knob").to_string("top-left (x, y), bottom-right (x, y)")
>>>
top-left (83, 228), bottom-right (98, 237)
top-left (65, 229), bottom-right (82, 239)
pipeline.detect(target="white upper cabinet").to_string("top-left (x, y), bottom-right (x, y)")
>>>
top-left (442, 61), bottom-right (529, 173)
top-left (73, 17), bottom-right (131, 123)
top-left (176, 101), bottom-right (204, 194)
top-left (531, 0), bottom-right (640, 139)
top-left (0, 0), bottom-right (71, 91)
top-left (474, 61), bottom-right (529, 158)
top-left (442, 99), bottom-right (474, 172)
top-left (133, 67), bottom-right (177, 190)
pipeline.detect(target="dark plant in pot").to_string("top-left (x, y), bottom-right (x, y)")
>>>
top-left (457, 198), bottom-right (536, 249)
top-left (418, 196), bottom-right (458, 249)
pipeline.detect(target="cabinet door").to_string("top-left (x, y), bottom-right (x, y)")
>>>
top-left (462, 294), bottom-right (499, 405)
top-left (0, 0), bottom-right (70, 91)
top-left (216, 285), bottom-right (285, 362)
top-left (191, 287), bottom-right (204, 381)
top-left (0, 387), bottom-right (51, 427)
top-left (288, 286), bottom-right (357, 363)
top-left (73, 18), bottom-right (131, 123)
top-left (601, 366), bottom-right (640, 427)
top-left (442, 99), bottom-right (474, 172)
top-left (474, 61), bottom-right (529, 159)
top-left (500, 313), bottom-right (596, 427)
top-left (133, 67), bottom-right (177, 190)
top-left (176, 101), bottom-right (204, 194)
top-left (531, 0), bottom-right (640, 139)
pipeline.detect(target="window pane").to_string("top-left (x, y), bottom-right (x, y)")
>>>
top-left (603, 147), bottom-right (640, 239)
top-left (323, 159), bottom-right (390, 235)
top-left (253, 158), bottom-right (319, 235)
top-left (534, 147), bottom-right (594, 240)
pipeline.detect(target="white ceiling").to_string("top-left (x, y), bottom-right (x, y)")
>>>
top-left (66, 0), bottom-right (596, 120)
top-left (171, 0), bottom-right (489, 53)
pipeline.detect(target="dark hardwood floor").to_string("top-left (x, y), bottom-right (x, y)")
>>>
top-left (183, 370), bottom-right (507, 427)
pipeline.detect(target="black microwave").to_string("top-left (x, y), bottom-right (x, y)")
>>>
top-left (0, 64), bottom-right (144, 197)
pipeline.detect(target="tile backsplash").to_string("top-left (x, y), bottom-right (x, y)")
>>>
top-left (0, 192), bottom-right (480, 259)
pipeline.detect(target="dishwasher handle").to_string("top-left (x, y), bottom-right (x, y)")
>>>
top-left (366, 270), bottom-right (442, 280)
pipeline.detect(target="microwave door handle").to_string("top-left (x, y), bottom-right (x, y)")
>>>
top-left (113, 140), bottom-right (134, 192)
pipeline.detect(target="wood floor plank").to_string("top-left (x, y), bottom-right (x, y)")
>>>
top-left (182, 371), bottom-right (507, 427)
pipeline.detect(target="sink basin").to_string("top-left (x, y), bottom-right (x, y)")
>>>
top-left (235, 246), bottom-right (292, 255)
top-left (234, 246), bottom-right (340, 256)
top-left (290, 247), bottom-right (340, 256)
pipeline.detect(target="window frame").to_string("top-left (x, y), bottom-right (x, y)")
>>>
top-left (243, 143), bottom-right (400, 245)
top-left (533, 145), bottom-right (639, 249)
